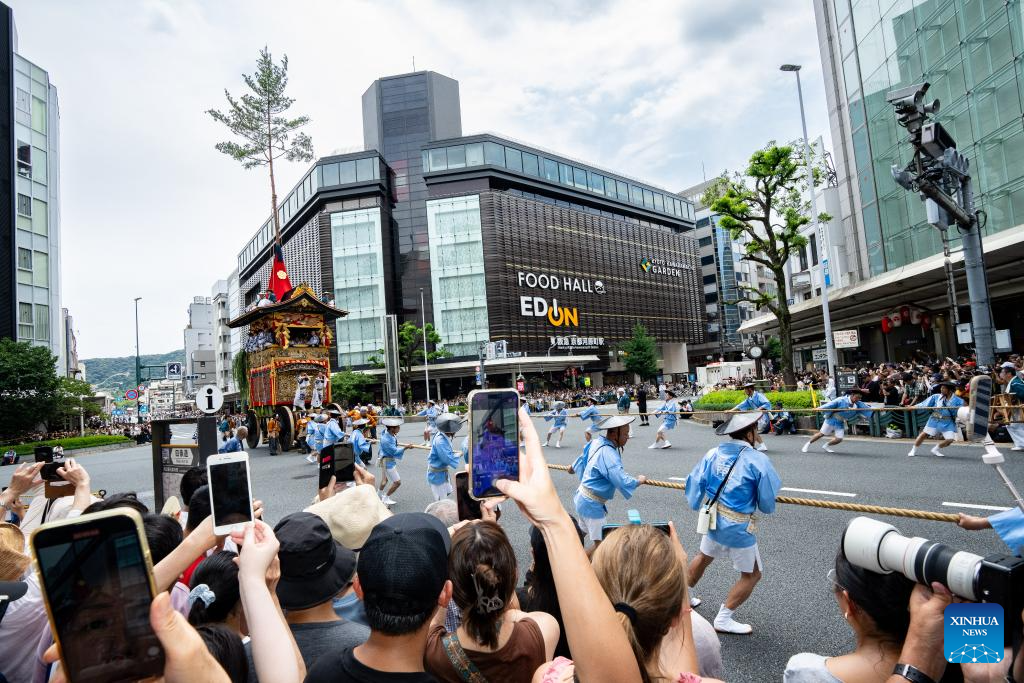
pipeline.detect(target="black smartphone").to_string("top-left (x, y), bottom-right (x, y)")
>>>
top-left (34, 446), bottom-right (53, 463)
top-left (40, 462), bottom-right (64, 482)
top-left (455, 471), bottom-right (481, 521)
top-left (30, 508), bottom-right (164, 683)
top-left (334, 443), bottom-right (355, 483)
top-left (601, 522), bottom-right (672, 538)
top-left (318, 449), bottom-right (335, 489)
top-left (468, 389), bottom-right (520, 499)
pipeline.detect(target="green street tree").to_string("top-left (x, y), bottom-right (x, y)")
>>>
top-left (207, 47), bottom-right (314, 239)
top-left (330, 369), bottom-right (377, 406)
top-left (368, 321), bottom-right (451, 400)
top-left (53, 377), bottom-right (101, 429)
top-left (703, 142), bottom-right (830, 387)
top-left (0, 338), bottom-right (61, 437)
top-left (620, 324), bottom-right (659, 381)
top-left (232, 350), bottom-right (249, 407)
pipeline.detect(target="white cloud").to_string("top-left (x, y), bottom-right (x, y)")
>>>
top-left (9, 0), bottom-right (829, 358)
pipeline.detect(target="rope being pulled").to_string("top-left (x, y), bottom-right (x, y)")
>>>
top-left (545, 464), bottom-right (960, 523)
top-left (369, 440), bottom-right (961, 523)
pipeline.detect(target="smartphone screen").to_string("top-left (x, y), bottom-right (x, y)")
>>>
top-left (334, 444), bottom-right (355, 483)
top-left (318, 450), bottom-right (335, 489)
top-left (32, 510), bottom-right (164, 682)
top-left (469, 390), bottom-right (520, 498)
top-left (208, 459), bottom-right (253, 530)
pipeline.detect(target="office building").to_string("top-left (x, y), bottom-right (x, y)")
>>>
top-left (755, 0), bottom-right (1024, 361)
top-left (0, 3), bottom-right (63, 369)
top-left (231, 72), bottom-right (703, 396)
top-left (183, 296), bottom-right (214, 395)
top-left (211, 279), bottom-right (235, 394)
top-left (62, 306), bottom-right (79, 377)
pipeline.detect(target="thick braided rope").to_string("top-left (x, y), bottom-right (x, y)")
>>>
top-left (545, 464), bottom-right (960, 523)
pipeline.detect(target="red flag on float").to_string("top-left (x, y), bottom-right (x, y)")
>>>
top-left (270, 244), bottom-right (292, 302)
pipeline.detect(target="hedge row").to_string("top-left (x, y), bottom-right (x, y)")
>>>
top-left (693, 389), bottom-right (823, 411)
top-left (7, 435), bottom-right (132, 456)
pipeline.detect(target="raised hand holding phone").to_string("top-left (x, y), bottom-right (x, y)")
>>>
top-left (468, 389), bottom-right (520, 499)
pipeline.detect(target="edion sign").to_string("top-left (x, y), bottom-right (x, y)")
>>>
top-left (519, 297), bottom-right (579, 327)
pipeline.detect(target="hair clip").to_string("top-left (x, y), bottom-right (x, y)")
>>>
top-left (187, 583), bottom-right (216, 608)
top-left (472, 572), bottom-right (504, 614)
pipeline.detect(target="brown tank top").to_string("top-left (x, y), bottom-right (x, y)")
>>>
top-left (424, 618), bottom-right (546, 683)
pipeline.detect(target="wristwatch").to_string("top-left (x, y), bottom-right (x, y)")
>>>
top-left (893, 663), bottom-right (936, 683)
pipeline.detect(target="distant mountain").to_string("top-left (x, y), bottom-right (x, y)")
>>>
top-left (82, 349), bottom-right (184, 395)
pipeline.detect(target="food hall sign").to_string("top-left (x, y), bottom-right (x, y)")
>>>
top-left (516, 271), bottom-right (605, 294)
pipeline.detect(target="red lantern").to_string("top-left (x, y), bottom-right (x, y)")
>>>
top-left (921, 314), bottom-right (931, 331)
top-left (881, 316), bottom-right (892, 334)
top-left (900, 306), bottom-right (911, 322)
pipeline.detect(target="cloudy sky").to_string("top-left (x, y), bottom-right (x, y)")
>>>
top-left (10, 0), bottom-right (830, 359)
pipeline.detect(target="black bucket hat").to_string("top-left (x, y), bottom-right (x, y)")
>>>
top-left (274, 512), bottom-right (357, 611)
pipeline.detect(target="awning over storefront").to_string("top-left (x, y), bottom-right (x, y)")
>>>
top-left (738, 227), bottom-right (1024, 339)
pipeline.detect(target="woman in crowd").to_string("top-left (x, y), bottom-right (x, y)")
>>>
top-left (536, 523), bottom-right (725, 683)
top-left (187, 551), bottom-right (244, 632)
top-left (517, 519), bottom-right (586, 659)
top-left (424, 520), bottom-right (560, 682)
top-left (783, 543), bottom-right (914, 682)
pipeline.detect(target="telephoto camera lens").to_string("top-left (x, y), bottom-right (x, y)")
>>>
top-left (843, 516), bottom-right (982, 600)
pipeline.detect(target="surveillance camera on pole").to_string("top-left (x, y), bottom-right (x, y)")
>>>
top-left (887, 81), bottom-right (996, 365)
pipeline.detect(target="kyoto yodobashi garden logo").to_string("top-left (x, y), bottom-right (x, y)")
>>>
top-left (640, 256), bottom-right (683, 277)
top-left (943, 603), bottom-right (1003, 663)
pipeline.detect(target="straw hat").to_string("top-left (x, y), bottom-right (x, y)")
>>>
top-left (305, 484), bottom-right (392, 551)
top-left (595, 415), bottom-right (636, 430)
top-left (0, 523), bottom-right (30, 581)
top-left (714, 412), bottom-right (762, 436)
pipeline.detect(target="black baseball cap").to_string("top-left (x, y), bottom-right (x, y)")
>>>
top-left (357, 513), bottom-right (450, 614)
top-left (274, 512), bottom-right (357, 611)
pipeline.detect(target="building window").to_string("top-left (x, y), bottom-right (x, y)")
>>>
top-left (428, 147), bottom-right (447, 171)
top-left (31, 96), bottom-right (45, 133)
top-left (705, 292), bottom-right (718, 304)
top-left (700, 254), bottom-right (714, 266)
top-left (32, 251), bottom-right (47, 286)
top-left (504, 147), bottom-right (523, 172)
top-left (16, 141), bottom-right (30, 178)
top-left (446, 145), bottom-right (466, 169)
top-left (810, 234), bottom-right (819, 266)
top-left (17, 248), bottom-right (31, 270)
top-left (15, 88), bottom-right (29, 113)
top-left (698, 236), bottom-right (713, 247)
top-left (702, 273), bottom-right (716, 285)
top-left (465, 143), bottom-right (484, 166)
top-left (18, 302), bottom-right (32, 339)
top-left (17, 194), bottom-right (30, 216)
top-left (798, 246), bottom-right (808, 271)
top-left (484, 142), bottom-right (505, 167)
top-left (558, 163), bottom-right (573, 187)
top-left (572, 166), bottom-right (588, 190)
top-left (542, 158), bottom-right (558, 182)
top-left (34, 304), bottom-right (49, 341)
top-left (522, 152), bottom-right (539, 176)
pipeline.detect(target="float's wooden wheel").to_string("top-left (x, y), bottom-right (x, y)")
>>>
top-left (276, 405), bottom-right (295, 452)
top-left (244, 410), bottom-right (260, 449)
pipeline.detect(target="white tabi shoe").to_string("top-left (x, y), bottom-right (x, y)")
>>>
top-left (931, 446), bottom-right (946, 457)
top-left (660, 441), bottom-right (671, 449)
top-left (801, 441), bottom-right (810, 453)
top-left (822, 445), bottom-right (835, 453)
top-left (714, 606), bottom-right (753, 635)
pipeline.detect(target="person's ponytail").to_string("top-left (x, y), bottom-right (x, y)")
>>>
top-left (450, 522), bottom-right (516, 650)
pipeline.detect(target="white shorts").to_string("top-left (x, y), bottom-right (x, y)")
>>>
top-left (430, 481), bottom-right (452, 501)
top-left (923, 425), bottom-right (957, 440)
top-left (658, 423), bottom-right (675, 433)
top-left (819, 422), bottom-right (845, 439)
top-left (548, 425), bottom-right (565, 432)
top-left (582, 515), bottom-right (606, 542)
top-left (699, 535), bottom-right (763, 573)
top-left (383, 465), bottom-right (400, 482)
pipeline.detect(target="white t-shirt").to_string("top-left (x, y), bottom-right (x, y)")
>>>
top-left (784, 653), bottom-right (843, 682)
top-left (0, 573), bottom-right (49, 683)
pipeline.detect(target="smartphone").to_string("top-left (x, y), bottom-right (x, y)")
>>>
top-left (206, 452), bottom-right (254, 535)
top-left (334, 443), bottom-right (355, 483)
top-left (318, 449), bottom-right (335, 489)
top-left (455, 471), bottom-right (481, 520)
top-left (601, 522), bottom-right (672, 538)
top-left (40, 462), bottom-right (64, 482)
top-left (468, 389), bottom-right (520, 499)
top-left (30, 508), bottom-right (164, 683)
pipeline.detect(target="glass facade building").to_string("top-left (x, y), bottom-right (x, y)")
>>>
top-left (332, 207), bottom-right (387, 367)
top-left (10, 49), bottom-right (61, 367)
top-left (821, 0), bottom-right (1024, 276)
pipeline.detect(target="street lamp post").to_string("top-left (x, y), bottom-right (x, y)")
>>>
top-left (420, 288), bottom-right (430, 404)
top-left (781, 64), bottom-right (837, 379)
top-left (134, 297), bottom-right (142, 389)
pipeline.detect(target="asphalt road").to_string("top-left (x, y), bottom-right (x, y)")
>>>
top-left (48, 417), bottom-right (1024, 682)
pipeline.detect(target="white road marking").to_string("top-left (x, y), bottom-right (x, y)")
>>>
top-left (781, 487), bottom-right (857, 498)
top-left (941, 502), bottom-right (1011, 512)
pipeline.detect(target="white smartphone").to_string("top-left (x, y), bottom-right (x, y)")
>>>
top-left (206, 452), bottom-right (254, 536)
